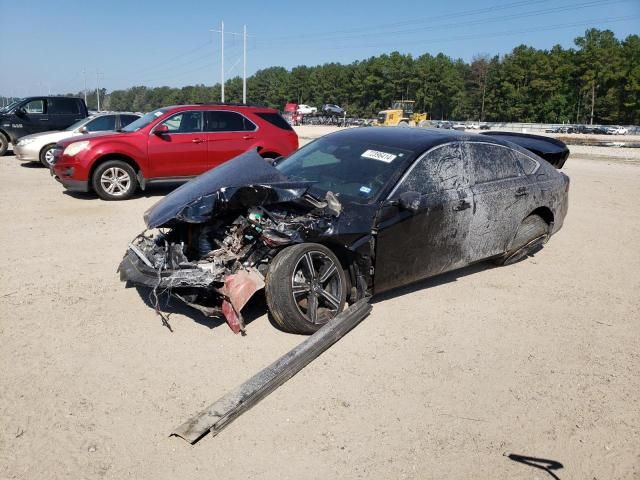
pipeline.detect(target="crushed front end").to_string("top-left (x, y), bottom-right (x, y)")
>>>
top-left (119, 188), bottom-right (341, 333)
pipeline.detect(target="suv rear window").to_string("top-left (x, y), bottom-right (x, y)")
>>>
top-left (255, 112), bottom-right (293, 131)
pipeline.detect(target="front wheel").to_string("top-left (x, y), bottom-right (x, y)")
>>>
top-left (40, 144), bottom-right (56, 167)
top-left (265, 243), bottom-right (347, 334)
top-left (92, 160), bottom-right (138, 200)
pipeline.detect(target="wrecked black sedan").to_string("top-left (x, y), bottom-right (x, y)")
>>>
top-left (119, 128), bottom-right (569, 334)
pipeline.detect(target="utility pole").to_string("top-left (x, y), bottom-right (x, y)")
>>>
top-left (243, 25), bottom-right (247, 104)
top-left (210, 21), bottom-right (225, 102)
top-left (590, 80), bottom-right (595, 125)
top-left (95, 70), bottom-right (102, 112)
top-left (221, 21), bottom-right (225, 102)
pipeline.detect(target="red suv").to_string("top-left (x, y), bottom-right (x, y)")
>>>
top-left (51, 104), bottom-right (298, 200)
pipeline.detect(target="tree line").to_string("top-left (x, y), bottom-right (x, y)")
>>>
top-left (56, 29), bottom-right (640, 125)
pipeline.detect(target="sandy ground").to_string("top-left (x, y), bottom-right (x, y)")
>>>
top-left (0, 133), bottom-right (639, 479)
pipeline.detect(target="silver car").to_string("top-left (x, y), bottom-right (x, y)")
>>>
top-left (13, 112), bottom-right (140, 166)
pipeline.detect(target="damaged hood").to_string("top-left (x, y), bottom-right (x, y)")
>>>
top-left (144, 150), bottom-right (313, 228)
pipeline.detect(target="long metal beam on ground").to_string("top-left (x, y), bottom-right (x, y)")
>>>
top-left (172, 299), bottom-right (372, 444)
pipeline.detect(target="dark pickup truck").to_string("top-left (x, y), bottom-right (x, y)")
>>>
top-left (0, 96), bottom-right (88, 155)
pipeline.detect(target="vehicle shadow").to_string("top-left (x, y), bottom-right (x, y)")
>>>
top-left (19, 161), bottom-right (46, 169)
top-left (62, 184), bottom-right (180, 201)
top-left (371, 261), bottom-right (495, 304)
top-left (133, 286), bottom-right (267, 333)
top-left (506, 453), bottom-right (564, 480)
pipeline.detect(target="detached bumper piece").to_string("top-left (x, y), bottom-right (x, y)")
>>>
top-left (171, 299), bottom-right (372, 444)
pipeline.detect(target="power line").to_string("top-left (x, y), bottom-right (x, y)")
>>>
top-left (309, 14), bottom-right (640, 52)
top-left (262, 0), bottom-right (553, 42)
top-left (125, 40), bottom-right (213, 77)
top-left (257, 0), bottom-right (632, 47)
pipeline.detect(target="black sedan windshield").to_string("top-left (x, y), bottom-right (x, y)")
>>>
top-left (275, 136), bottom-right (415, 201)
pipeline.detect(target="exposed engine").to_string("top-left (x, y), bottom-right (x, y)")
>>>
top-left (119, 193), bottom-right (342, 333)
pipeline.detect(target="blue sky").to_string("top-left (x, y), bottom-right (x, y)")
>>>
top-left (0, 0), bottom-right (638, 96)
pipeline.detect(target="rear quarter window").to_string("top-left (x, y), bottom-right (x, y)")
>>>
top-left (255, 112), bottom-right (294, 131)
top-left (512, 150), bottom-right (539, 175)
top-left (467, 143), bottom-right (522, 184)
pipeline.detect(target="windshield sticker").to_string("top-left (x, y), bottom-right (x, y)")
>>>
top-left (361, 149), bottom-right (397, 163)
top-left (359, 186), bottom-right (372, 194)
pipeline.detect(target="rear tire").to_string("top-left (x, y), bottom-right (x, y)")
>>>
top-left (265, 243), bottom-right (347, 334)
top-left (92, 160), bottom-right (138, 200)
top-left (39, 144), bottom-right (56, 167)
top-left (495, 214), bottom-right (549, 266)
top-left (0, 133), bottom-right (8, 156)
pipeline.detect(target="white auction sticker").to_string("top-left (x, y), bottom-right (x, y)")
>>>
top-left (361, 149), bottom-right (397, 163)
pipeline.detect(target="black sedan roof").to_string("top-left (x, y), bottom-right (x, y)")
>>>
top-left (323, 126), bottom-right (496, 153)
top-left (322, 126), bottom-right (569, 168)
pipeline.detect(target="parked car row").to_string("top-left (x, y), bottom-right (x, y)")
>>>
top-left (545, 124), bottom-right (628, 135)
top-left (282, 103), bottom-right (347, 126)
top-left (5, 100), bottom-right (571, 335)
top-left (14, 112), bottom-right (141, 166)
top-left (12, 103), bottom-right (298, 201)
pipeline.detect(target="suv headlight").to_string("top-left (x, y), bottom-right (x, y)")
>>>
top-left (17, 138), bottom-right (36, 146)
top-left (63, 141), bottom-right (90, 157)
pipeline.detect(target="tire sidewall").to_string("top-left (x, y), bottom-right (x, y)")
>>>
top-left (92, 160), bottom-right (137, 200)
top-left (39, 144), bottom-right (56, 167)
top-left (265, 243), bottom-right (347, 334)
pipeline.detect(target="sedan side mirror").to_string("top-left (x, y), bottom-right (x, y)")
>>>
top-left (154, 124), bottom-right (169, 135)
top-left (78, 126), bottom-right (88, 134)
top-left (397, 191), bottom-right (422, 213)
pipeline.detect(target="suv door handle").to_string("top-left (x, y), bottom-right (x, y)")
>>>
top-left (515, 186), bottom-right (528, 197)
top-left (453, 199), bottom-right (471, 211)
top-left (191, 138), bottom-right (205, 144)
top-left (242, 135), bottom-right (255, 140)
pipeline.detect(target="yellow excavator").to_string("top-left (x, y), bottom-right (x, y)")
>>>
top-left (377, 100), bottom-right (428, 127)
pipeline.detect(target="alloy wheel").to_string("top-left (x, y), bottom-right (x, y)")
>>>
top-left (291, 250), bottom-right (343, 325)
top-left (100, 167), bottom-right (131, 197)
top-left (44, 148), bottom-right (55, 166)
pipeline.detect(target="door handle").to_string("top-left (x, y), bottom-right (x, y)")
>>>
top-left (191, 138), bottom-right (205, 144)
top-left (515, 187), bottom-right (528, 197)
top-left (242, 135), bottom-right (255, 140)
top-left (39, 118), bottom-right (49, 121)
top-left (453, 199), bottom-right (471, 211)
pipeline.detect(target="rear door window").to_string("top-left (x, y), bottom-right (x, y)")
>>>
top-left (205, 111), bottom-right (256, 132)
top-left (86, 115), bottom-right (116, 132)
top-left (392, 143), bottom-right (468, 196)
top-left (48, 98), bottom-right (80, 114)
top-left (467, 143), bottom-right (522, 184)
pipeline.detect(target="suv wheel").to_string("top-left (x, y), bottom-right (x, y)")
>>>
top-left (92, 160), bottom-right (138, 200)
top-left (39, 144), bottom-right (56, 167)
top-left (0, 133), bottom-right (8, 156)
